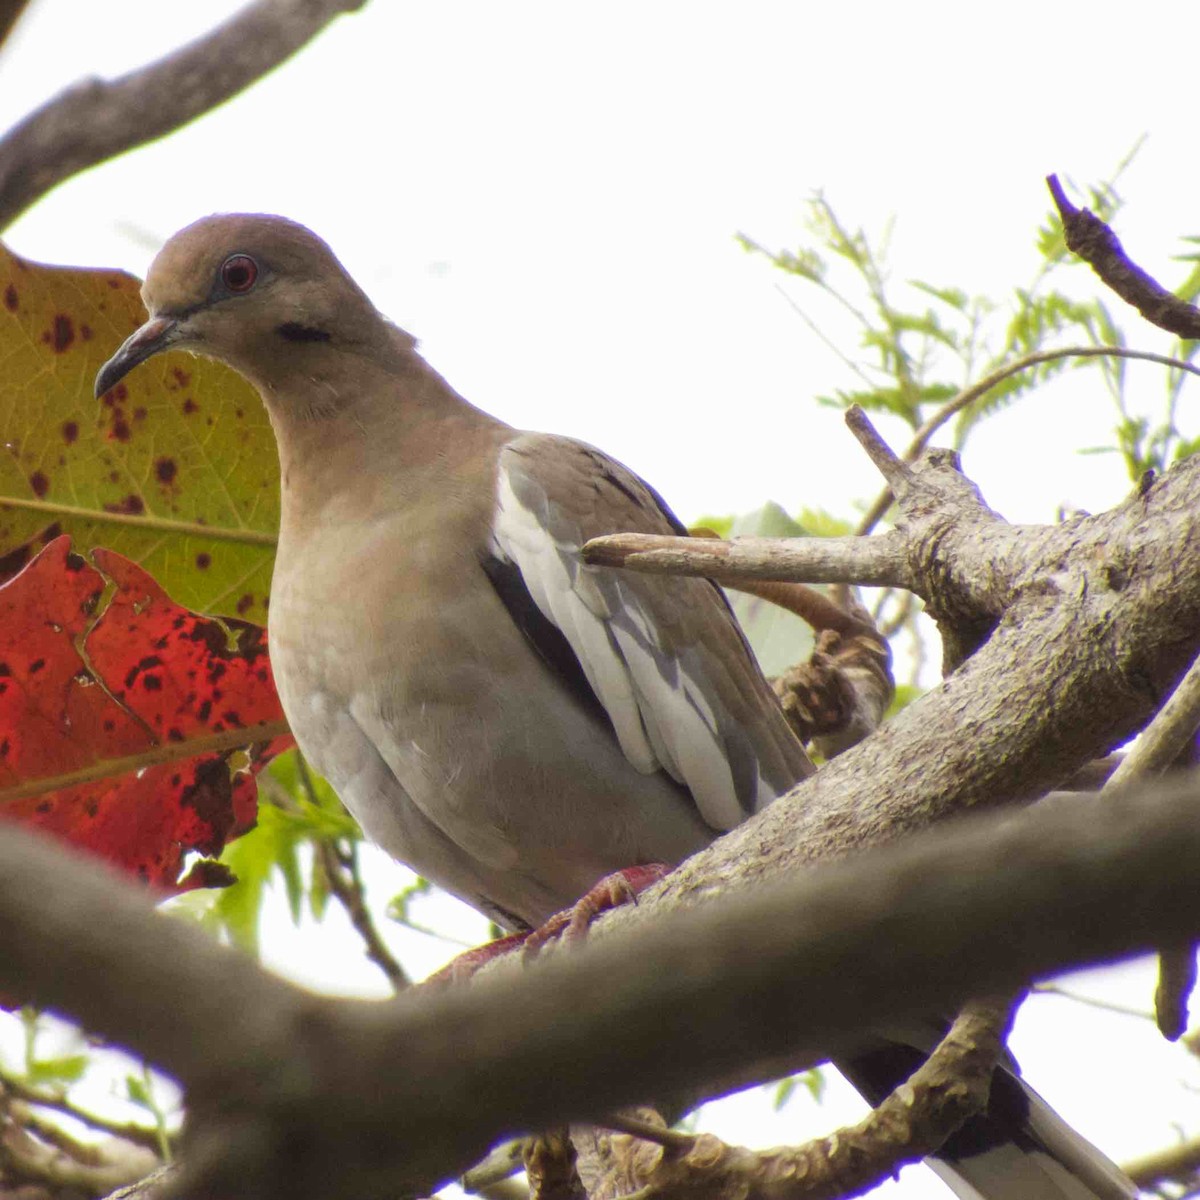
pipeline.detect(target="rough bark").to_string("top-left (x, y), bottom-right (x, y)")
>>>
top-left (5, 770), bottom-right (1200, 1200)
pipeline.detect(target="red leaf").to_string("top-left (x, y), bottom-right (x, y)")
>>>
top-left (0, 536), bottom-right (291, 891)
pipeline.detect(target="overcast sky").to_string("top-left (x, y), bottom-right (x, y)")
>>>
top-left (0, 4), bottom-right (1197, 1196)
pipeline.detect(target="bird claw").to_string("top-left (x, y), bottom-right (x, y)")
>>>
top-left (522, 863), bottom-right (671, 961)
top-left (423, 864), bottom-right (671, 986)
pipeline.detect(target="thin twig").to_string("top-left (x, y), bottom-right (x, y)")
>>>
top-left (597, 1112), bottom-right (696, 1151)
top-left (0, 1069), bottom-right (168, 1154)
top-left (855, 345), bottom-right (1200, 535)
top-left (1106, 651), bottom-right (1200, 787)
top-left (844, 405), bottom-right (911, 492)
top-left (1048, 174), bottom-right (1200, 339)
top-left (314, 839), bottom-right (410, 992)
top-left (461, 1138), bottom-right (528, 1193)
top-left (0, 0), bottom-right (367, 231)
top-left (1030, 982), bottom-right (1153, 1022)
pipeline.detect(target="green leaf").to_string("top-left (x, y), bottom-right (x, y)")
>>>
top-left (0, 244), bottom-right (278, 621)
top-left (910, 281), bottom-right (970, 312)
top-left (690, 514), bottom-right (733, 539)
top-left (793, 507), bottom-right (853, 538)
top-left (724, 504), bottom-right (817, 677)
top-left (770, 1068), bottom-right (825, 1111)
top-left (126, 1073), bottom-right (152, 1109)
top-left (209, 749), bottom-right (361, 954)
top-left (27, 1053), bottom-right (88, 1085)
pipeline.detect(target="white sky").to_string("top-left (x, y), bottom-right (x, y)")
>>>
top-left (1, 3), bottom-right (1197, 1197)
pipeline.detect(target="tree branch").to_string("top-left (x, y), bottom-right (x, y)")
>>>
top-left (1122, 1132), bottom-right (1200, 1191)
top-left (583, 528), bottom-right (912, 589)
top-left (0, 0), bottom-right (33, 53)
top-left (0, 0), bottom-right (367, 232)
top-left (1103, 648), bottom-right (1200, 1040)
top-left (3, 772), bottom-right (1200, 1199)
top-left (1047, 174), bottom-right (1200, 339)
top-left (854, 345), bottom-right (1200, 536)
top-left (589, 999), bottom-right (1013, 1200)
top-left (1107, 649), bottom-right (1200, 788)
top-left (314, 839), bottom-right (410, 992)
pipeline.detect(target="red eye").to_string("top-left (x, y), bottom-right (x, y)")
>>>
top-left (220, 254), bottom-right (258, 293)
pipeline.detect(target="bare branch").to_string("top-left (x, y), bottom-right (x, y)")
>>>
top-left (1048, 174), bottom-right (1200, 339)
top-left (582, 529), bottom-right (912, 590)
top-left (855, 345), bottom-right (1200, 536)
top-left (844, 405), bottom-right (913, 494)
top-left (0, 0), bottom-right (367, 231)
top-left (1122, 1132), bottom-right (1200, 1191)
top-left (461, 1139), bottom-right (529, 1194)
top-left (0, 1067), bottom-right (167, 1154)
top-left (1106, 650), bottom-right (1200, 787)
top-left (0, 1110), bottom-right (157, 1196)
top-left (0, 0), bottom-right (33, 53)
top-left (584, 999), bottom-right (1012, 1200)
top-left (1103, 650), bottom-right (1200, 1039)
top-left (314, 839), bottom-right (410, 991)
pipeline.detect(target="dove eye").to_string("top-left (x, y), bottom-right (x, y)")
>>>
top-left (220, 254), bottom-right (258, 294)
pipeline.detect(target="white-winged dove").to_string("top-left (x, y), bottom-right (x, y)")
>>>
top-left (96, 215), bottom-right (1134, 1200)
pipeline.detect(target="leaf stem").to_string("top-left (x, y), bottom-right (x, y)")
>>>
top-left (0, 720), bottom-right (291, 804)
top-left (0, 495), bottom-right (278, 547)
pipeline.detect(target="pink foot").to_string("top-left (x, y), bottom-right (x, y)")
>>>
top-left (522, 863), bottom-right (671, 960)
top-left (424, 930), bottom-right (529, 987)
top-left (423, 864), bottom-right (671, 986)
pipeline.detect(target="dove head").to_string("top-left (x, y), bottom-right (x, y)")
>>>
top-left (95, 214), bottom-right (385, 402)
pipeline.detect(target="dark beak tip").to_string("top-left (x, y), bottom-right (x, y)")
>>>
top-left (93, 316), bottom-right (179, 400)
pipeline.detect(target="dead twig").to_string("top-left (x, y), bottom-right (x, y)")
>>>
top-left (1048, 174), bottom-right (1200, 339)
top-left (314, 838), bottom-right (410, 992)
top-left (0, 1067), bottom-right (167, 1154)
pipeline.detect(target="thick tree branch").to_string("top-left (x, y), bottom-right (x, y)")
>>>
top-left (0, 0), bottom-right (366, 232)
top-left (1047, 174), bottom-right (1200, 339)
top-left (571, 440), bottom-right (1200, 1104)
top-left (3, 774), bottom-right (1200, 1199)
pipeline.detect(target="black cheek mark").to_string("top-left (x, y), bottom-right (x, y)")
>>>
top-left (276, 322), bottom-right (331, 343)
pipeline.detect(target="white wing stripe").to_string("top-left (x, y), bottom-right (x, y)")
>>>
top-left (493, 457), bottom-right (756, 827)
